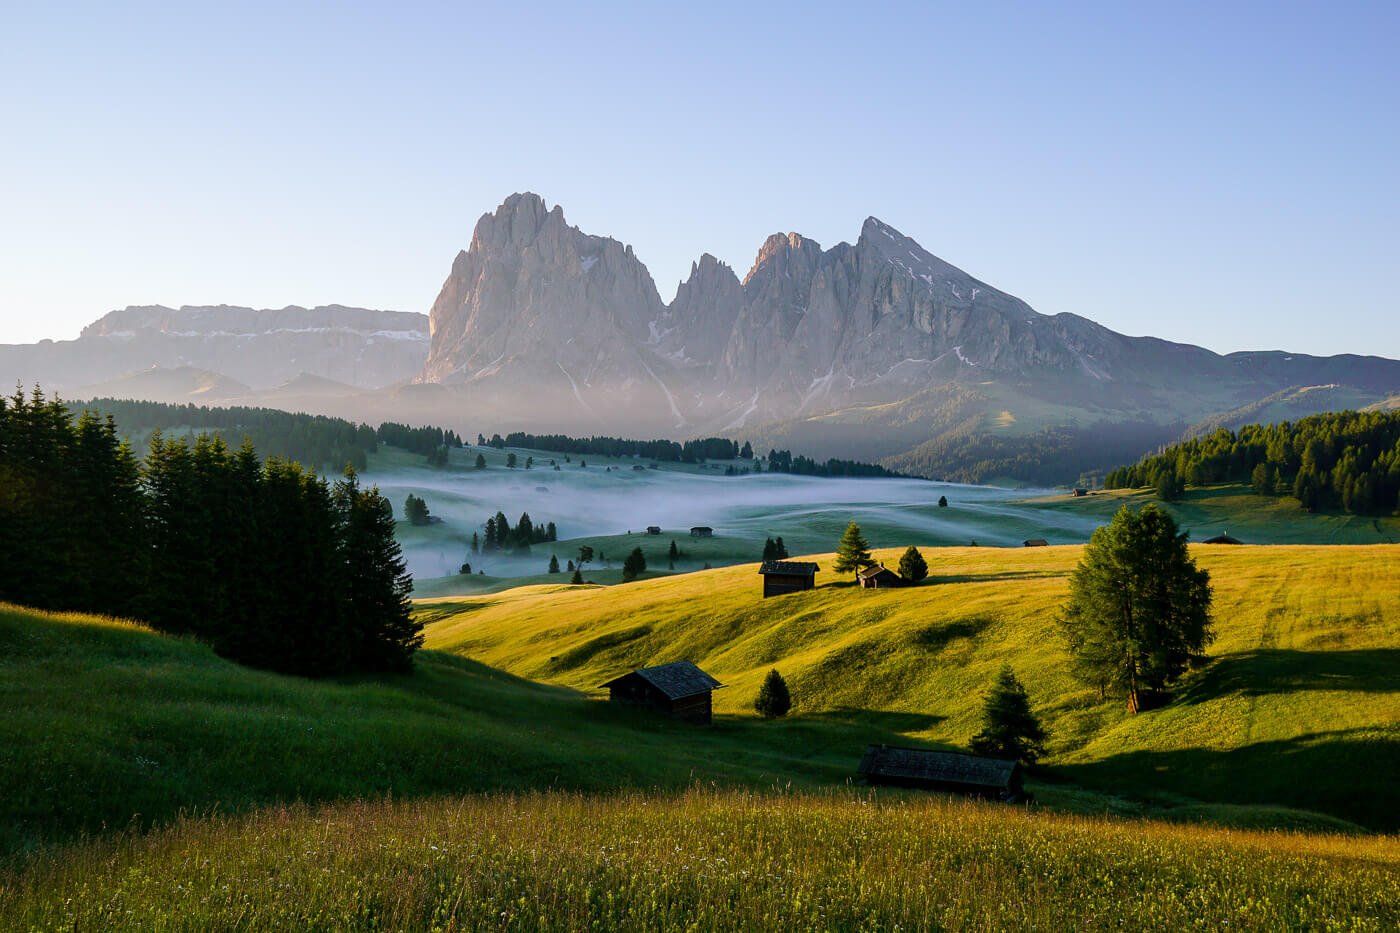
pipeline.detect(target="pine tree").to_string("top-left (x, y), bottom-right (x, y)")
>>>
top-left (897, 545), bottom-right (928, 583)
top-left (754, 669), bottom-right (792, 718)
top-left (970, 665), bottom-right (1048, 764)
top-left (1060, 504), bottom-right (1213, 711)
top-left (336, 466), bottom-right (421, 673)
top-left (774, 536), bottom-right (788, 559)
top-left (475, 453), bottom-right (486, 469)
top-left (506, 452), bottom-right (517, 468)
top-left (938, 495), bottom-right (948, 508)
top-left (762, 537), bottom-right (777, 561)
top-left (833, 521), bottom-right (874, 576)
top-left (548, 554), bottom-right (560, 573)
top-left (570, 568), bottom-right (584, 584)
top-left (622, 546), bottom-right (647, 582)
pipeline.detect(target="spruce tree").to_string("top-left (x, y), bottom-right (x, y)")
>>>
top-left (774, 536), bottom-right (788, 559)
top-left (475, 452), bottom-right (486, 469)
top-left (970, 665), bottom-right (1048, 764)
top-left (762, 537), bottom-right (777, 562)
top-left (548, 554), bottom-right (560, 573)
top-left (622, 546), bottom-right (647, 582)
top-left (1060, 504), bottom-right (1213, 711)
top-left (335, 466), bottom-right (421, 673)
top-left (754, 668), bottom-right (792, 718)
top-left (938, 495), bottom-right (948, 508)
top-left (897, 545), bottom-right (928, 583)
top-left (570, 567), bottom-right (585, 584)
top-left (833, 521), bottom-right (874, 576)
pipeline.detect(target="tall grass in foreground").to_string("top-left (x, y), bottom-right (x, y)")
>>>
top-left (4, 789), bottom-right (1396, 931)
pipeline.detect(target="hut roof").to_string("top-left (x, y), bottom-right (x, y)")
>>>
top-left (599, 661), bottom-right (723, 700)
top-left (857, 745), bottom-right (1017, 789)
top-left (1202, 532), bottom-right (1243, 545)
top-left (758, 560), bottom-right (820, 576)
top-left (1023, 538), bottom-right (1049, 547)
top-left (856, 564), bottom-right (901, 582)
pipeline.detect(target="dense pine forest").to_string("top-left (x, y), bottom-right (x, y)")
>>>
top-left (3, 388), bottom-right (421, 675)
top-left (494, 432), bottom-right (749, 462)
top-left (77, 399), bottom-right (463, 471)
top-left (1104, 410), bottom-right (1400, 515)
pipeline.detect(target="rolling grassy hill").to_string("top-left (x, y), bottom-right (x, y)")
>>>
top-left (420, 543), bottom-right (1400, 832)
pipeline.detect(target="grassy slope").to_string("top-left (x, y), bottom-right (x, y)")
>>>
top-left (1029, 485), bottom-right (1400, 544)
top-left (5, 791), bottom-right (1396, 930)
top-left (422, 543), bottom-right (1400, 831)
top-left (0, 605), bottom-right (931, 855)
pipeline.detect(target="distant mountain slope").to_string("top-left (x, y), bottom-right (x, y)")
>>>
top-left (412, 194), bottom-right (1400, 481)
top-left (1, 304), bottom-right (427, 396)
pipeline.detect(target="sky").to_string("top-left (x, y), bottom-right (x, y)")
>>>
top-left (1, 1), bottom-right (1397, 356)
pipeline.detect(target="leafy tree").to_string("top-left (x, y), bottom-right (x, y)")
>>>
top-left (475, 453), bottom-right (486, 469)
top-left (576, 545), bottom-right (594, 569)
top-left (1154, 468), bottom-right (1182, 501)
top-left (754, 669), bottom-right (792, 718)
top-left (622, 546), bottom-right (647, 582)
top-left (1059, 504), bottom-right (1213, 712)
top-left (833, 521), bottom-right (874, 576)
top-left (897, 545), bottom-right (928, 583)
top-left (1251, 461), bottom-right (1271, 494)
top-left (548, 554), bottom-right (560, 573)
top-left (970, 665), bottom-right (1048, 764)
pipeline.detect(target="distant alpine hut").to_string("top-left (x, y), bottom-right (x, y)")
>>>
top-left (758, 560), bottom-right (819, 598)
top-left (690, 526), bottom-right (714, 538)
top-left (1072, 488), bottom-right (1088, 497)
top-left (632, 464), bottom-right (647, 471)
top-left (1023, 538), bottom-right (1049, 548)
top-left (646, 526), bottom-right (662, 535)
top-left (1202, 531), bottom-right (1244, 545)
top-left (856, 564), bottom-right (903, 589)
top-left (857, 745), bottom-right (1022, 800)
top-left (599, 661), bottom-right (724, 724)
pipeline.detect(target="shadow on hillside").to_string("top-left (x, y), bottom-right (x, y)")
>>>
top-left (1056, 728), bottom-right (1399, 832)
top-left (803, 707), bottom-right (946, 734)
top-left (910, 616), bottom-right (994, 651)
top-left (1179, 648), bottom-right (1400, 702)
top-left (933, 570), bottom-right (1064, 584)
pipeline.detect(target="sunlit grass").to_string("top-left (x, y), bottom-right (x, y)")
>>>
top-left (3, 789), bottom-right (1395, 931)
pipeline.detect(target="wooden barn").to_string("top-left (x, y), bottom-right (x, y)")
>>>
top-left (1202, 531), bottom-right (1243, 544)
top-left (758, 560), bottom-right (819, 598)
top-left (690, 526), bottom-right (714, 538)
top-left (599, 661), bottom-right (724, 724)
top-left (857, 564), bottom-right (903, 589)
top-left (856, 745), bottom-right (1022, 800)
top-left (1023, 538), bottom-right (1049, 547)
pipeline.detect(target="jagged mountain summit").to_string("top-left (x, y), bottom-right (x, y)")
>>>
top-left (1, 304), bottom-right (428, 401)
top-left (415, 193), bottom-right (1400, 473)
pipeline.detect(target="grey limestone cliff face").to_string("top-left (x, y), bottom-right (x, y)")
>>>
top-left (420, 193), bottom-right (666, 395)
top-left (415, 193), bottom-right (1400, 437)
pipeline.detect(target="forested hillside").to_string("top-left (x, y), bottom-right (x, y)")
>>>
top-left (1105, 411), bottom-right (1400, 515)
top-left (2, 388), bottom-right (421, 674)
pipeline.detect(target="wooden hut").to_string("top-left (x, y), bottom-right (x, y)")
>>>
top-left (1072, 488), bottom-right (1088, 497)
top-left (598, 661), bottom-right (724, 724)
top-left (856, 745), bottom-right (1022, 800)
top-left (690, 526), bottom-right (714, 538)
top-left (856, 564), bottom-right (903, 589)
top-left (1202, 531), bottom-right (1243, 544)
top-left (758, 560), bottom-right (819, 598)
top-left (646, 526), bottom-right (662, 535)
top-left (1023, 538), bottom-right (1049, 548)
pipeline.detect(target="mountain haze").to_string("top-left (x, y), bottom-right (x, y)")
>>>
top-left (413, 194), bottom-right (1400, 477)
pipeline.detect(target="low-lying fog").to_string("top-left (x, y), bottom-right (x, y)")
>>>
top-left (366, 448), bottom-right (1104, 581)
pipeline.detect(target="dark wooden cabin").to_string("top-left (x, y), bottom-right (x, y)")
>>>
top-left (856, 564), bottom-right (903, 589)
top-left (646, 526), bottom-right (662, 535)
top-left (1023, 538), bottom-right (1049, 547)
top-left (856, 745), bottom-right (1022, 800)
top-left (1202, 532), bottom-right (1243, 544)
top-left (1072, 488), bottom-right (1088, 497)
top-left (758, 560), bottom-right (819, 598)
top-left (690, 526), bottom-right (714, 538)
top-left (599, 661), bottom-right (724, 724)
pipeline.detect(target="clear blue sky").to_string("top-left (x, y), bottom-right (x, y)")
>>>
top-left (2, 1), bottom-right (1396, 356)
